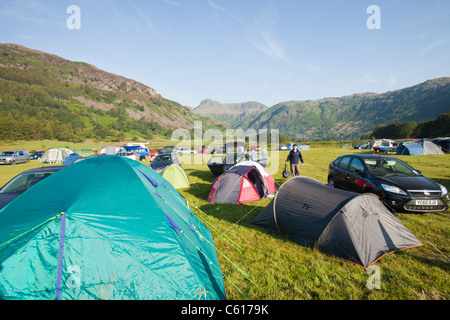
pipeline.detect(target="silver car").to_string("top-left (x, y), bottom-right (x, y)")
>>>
top-left (0, 150), bottom-right (30, 165)
top-left (176, 148), bottom-right (198, 155)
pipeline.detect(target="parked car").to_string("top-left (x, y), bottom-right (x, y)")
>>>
top-left (120, 146), bottom-right (151, 160)
top-left (149, 153), bottom-right (181, 173)
top-left (149, 149), bottom-right (158, 160)
top-left (158, 146), bottom-right (178, 154)
top-left (278, 145), bottom-right (288, 150)
top-left (207, 153), bottom-right (250, 175)
top-left (327, 154), bottom-right (449, 213)
top-left (176, 148), bottom-right (198, 155)
top-left (116, 152), bottom-right (138, 161)
top-left (30, 150), bottom-right (45, 160)
top-left (0, 150), bottom-right (30, 165)
top-left (0, 166), bottom-right (65, 210)
top-left (354, 142), bottom-right (369, 149)
top-left (432, 137), bottom-right (450, 153)
top-left (371, 139), bottom-right (398, 153)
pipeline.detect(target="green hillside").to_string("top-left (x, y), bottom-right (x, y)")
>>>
top-left (241, 78), bottom-right (450, 140)
top-left (0, 43), bottom-right (223, 142)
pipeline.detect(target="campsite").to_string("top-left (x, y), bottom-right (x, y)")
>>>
top-left (0, 140), bottom-right (448, 300)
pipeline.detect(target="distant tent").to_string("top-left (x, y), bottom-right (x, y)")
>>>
top-left (251, 176), bottom-right (423, 269)
top-left (62, 153), bottom-right (83, 166)
top-left (207, 162), bottom-right (276, 204)
top-left (161, 164), bottom-right (190, 189)
top-left (98, 145), bottom-right (121, 155)
top-left (39, 148), bottom-right (73, 164)
top-left (397, 140), bottom-right (444, 155)
top-left (0, 156), bottom-right (225, 300)
top-left (71, 149), bottom-right (94, 157)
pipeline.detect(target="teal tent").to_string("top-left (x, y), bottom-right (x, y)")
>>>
top-left (0, 156), bottom-right (225, 300)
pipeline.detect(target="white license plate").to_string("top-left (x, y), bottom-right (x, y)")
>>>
top-left (415, 200), bottom-right (438, 206)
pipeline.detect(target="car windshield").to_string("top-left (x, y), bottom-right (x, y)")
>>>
top-left (154, 155), bottom-right (172, 162)
top-left (0, 151), bottom-right (15, 156)
top-left (363, 158), bottom-right (419, 176)
top-left (0, 171), bottom-right (54, 194)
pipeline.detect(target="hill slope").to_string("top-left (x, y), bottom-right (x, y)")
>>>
top-left (194, 99), bottom-right (268, 128)
top-left (0, 43), bottom-right (222, 142)
top-left (244, 78), bottom-right (450, 140)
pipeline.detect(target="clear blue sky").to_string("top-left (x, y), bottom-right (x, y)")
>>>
top-left (1, 0), bottom-right (449, 108)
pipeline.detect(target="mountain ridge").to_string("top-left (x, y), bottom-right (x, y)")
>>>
top-left (202, 77), bottom-right (450, 140)
top-left (193, 98), bottom-right (268, 128)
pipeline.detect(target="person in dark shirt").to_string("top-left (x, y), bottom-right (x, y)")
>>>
top-left (285, 144), bottom-right (304, 177)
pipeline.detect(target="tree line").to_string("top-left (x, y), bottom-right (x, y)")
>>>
top-left (361, 111), bottom-right (450, 140)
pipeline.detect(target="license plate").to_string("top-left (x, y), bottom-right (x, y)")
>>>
top-left (415, 200), bottom-right (438, 206)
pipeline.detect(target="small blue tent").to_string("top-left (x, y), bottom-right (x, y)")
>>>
top-left (62, 153), bottom-right (83, 166)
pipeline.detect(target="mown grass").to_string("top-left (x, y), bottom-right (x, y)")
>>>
top-left (0, 142), bottom-right (448, 300)
top-left (177, 148), bottom-right (450, 300)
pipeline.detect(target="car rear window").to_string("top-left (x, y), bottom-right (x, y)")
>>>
top-left (338, 156), bottom-right (351, 169)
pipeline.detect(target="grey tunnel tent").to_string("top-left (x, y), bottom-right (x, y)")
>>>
top-left (251, 176), bottom-right (423, 269)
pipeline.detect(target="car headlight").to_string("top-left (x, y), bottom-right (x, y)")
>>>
top-left (381, 184), bottom-right (407, 195)
top-left (440, 184), bottom-right (448, 196)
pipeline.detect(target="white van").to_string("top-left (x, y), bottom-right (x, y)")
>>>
top-left (0, 150), bottom-right (30, 165)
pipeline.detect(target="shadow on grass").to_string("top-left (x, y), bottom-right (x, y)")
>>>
top-left (191, 200), bottom-right (285, 246)
top-left (397, 251), bottom-right (450, 272)
top-left (186, 168), bottom-right (217, 183)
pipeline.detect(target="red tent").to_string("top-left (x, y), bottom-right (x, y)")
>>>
top-left (207, 162), bottom-right (277, 204)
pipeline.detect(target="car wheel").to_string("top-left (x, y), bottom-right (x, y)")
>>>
top-left (328, 176), bottom-right (335, 188)
top-left (11, 161), bottom-right (16, 165)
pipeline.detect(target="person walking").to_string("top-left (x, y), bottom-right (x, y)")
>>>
top-left (285, 144), bottom-right (304, 177)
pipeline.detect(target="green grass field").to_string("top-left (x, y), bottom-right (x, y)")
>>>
top-left (0, 141), bottom-right (449, 300)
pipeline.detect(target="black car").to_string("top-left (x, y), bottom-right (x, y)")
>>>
top-left (149, 153), bottom-right (181, 173)
top-left (354, 142), bottom-right (369, 149)
top-left (433, 138), bottom-right (450, 153)
top-left (0, 166), bottom-right (65, 210)
top-left (207, 153), bottom-right (250, 175)
top-left (327, 154), bottom-right (449, 213)
top-left (30, 150), bottom-right (45, 160)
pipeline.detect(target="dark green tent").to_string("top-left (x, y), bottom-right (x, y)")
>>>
top-left (251, 176), bottom-right (423, 269)
top-left (0, 156), bottom-right (225, 300)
